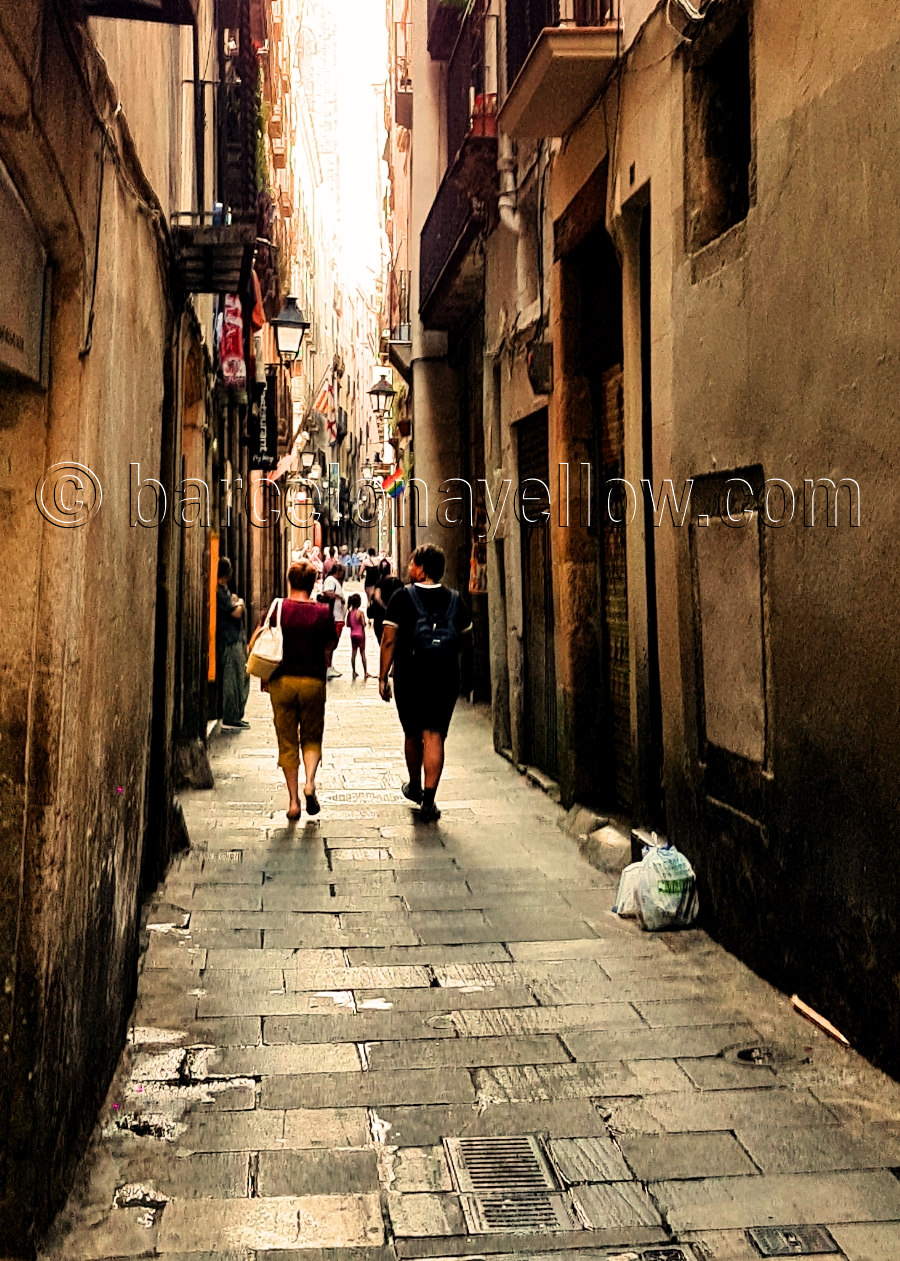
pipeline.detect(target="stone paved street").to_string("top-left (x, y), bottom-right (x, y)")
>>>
top-left (42, 626), bottom-right (900, 1261)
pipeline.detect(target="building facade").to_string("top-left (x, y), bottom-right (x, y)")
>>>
top-left (0, 0), bottom-right (299, 1249)
top-left (396, 0), bottom-right (900, 1074)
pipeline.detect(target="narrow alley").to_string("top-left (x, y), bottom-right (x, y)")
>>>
top-left (41, 624), bottom-right (900, 1261)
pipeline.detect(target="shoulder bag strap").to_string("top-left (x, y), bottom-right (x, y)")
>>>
top-left (263, 598), bottom-right (280, 629)
top-left (406, 584), bottom-right (427, 619)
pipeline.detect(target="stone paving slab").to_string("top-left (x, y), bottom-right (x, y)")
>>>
top-left (262, 1067), bottom-right (478, 1109)
top-left (652, 1169), bottom-right (900, 1231)
top-left (157, 1193), bottom-right (385, 1251)
top-left (373, 1099), bottom-right (614, 1146)
top-left (734, 1121), bottom-right (900, 1173)
top-left (365, 1033), bottom-right (571, 1070)
top-left (262, 1012), bottom-right (456, 1043)
top-left (256, 1148), bottom-right (380, 1196)
top-left (617, 1131), bottom-right (758, 1181)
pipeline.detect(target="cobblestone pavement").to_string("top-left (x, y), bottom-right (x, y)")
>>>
top-left (43, 622), bottom-right (900, 1261)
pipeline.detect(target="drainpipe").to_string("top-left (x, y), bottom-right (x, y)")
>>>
top-left (490, 0), bottom-right (519, 236)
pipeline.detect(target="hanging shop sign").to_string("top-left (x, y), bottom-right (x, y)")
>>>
top-left (0, 158), bottom-right (49, 386)
top-left (250, 370), bottom-right (278, 471)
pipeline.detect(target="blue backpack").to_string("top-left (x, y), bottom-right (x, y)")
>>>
top-left (407, 585), bottom-right (461, 663)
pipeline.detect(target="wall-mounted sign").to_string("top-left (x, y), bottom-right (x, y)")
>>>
top-left (0, 158), bottom-right (48, 386)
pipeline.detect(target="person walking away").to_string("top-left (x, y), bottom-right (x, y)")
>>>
top-left (370, 570), bottom-right (403, 644)
top-left (362, 548), bottom-right (379, 612)
top-left (252, 560), bottom-right (337, 820)
top-left (322, 562), bottom-right (346, 679)
top-left (323, 546), bottom-right (337, 578)
top-left (379, 544), bottom-right (472, 823)
top-left (216, 557), bottom-right (250, 729)
top-left (346, 594), bottom-right (373, 681)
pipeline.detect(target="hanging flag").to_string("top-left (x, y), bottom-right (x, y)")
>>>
top-left (313, 382), bottom-right (332, 414)
top-left (381, 466), bottom-right (408, 499)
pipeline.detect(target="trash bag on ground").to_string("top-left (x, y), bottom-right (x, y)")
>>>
top-left (613, 862), bottom-right (643, 917)
top-left (634, 841), bottom-right (699, 931)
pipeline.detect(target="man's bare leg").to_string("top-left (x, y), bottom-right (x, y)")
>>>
top-left (403, 734), bottom-right (424, 804)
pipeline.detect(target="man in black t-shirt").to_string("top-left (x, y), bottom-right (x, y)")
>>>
top-left (379, 544), bottom-right (472, 823)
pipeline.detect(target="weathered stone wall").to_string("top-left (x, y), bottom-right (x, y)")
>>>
top-left (481, 0), bottom-right (900, 1074)
top-left (0, 5), bottom-right (189, 1251)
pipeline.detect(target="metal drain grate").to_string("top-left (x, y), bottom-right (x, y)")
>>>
top-left (641, 1248), bottom-right (698, 1261)
top-left (443, 1134), bottom-right (558, 1194)
top-left (459, 1192), bottom-right (578, 1235)
top-left (445, 1135), bottom-right (576, 1236)
top-left (747, 1226), bottom-right (838, 1256)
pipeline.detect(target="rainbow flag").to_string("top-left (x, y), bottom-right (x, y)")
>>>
top-left (381, 466), bottom-right (408, 499)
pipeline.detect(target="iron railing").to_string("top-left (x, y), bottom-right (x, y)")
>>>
top-left (447, 5), bottom-right (492, 164)
top-left (390, 268), bottom-right (411, 339)
top-left (506, 0), bottom-right (614, 87)
top-left (420, 171), bottom-right (478, 312)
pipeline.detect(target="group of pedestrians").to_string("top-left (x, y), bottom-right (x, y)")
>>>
top-left (217, 543), bottom-right (471, 826)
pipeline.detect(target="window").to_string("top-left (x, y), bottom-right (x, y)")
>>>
top-left (684, 12), bottom-right (752, 253)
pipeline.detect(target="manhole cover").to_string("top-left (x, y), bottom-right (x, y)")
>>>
top-left (444, 1135), bottom-right (558, 1194)
top-left (460, 1192), bottom-right (578, 1234)
top-left (723, 1043), bottom-right (796, 1068)
top-left (641, 1249), bottom-right (697, 1261)
top-left (747, 1225), bottom-right (838, 1255)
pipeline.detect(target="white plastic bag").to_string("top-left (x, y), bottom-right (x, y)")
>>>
top-left (613, 862), bottom-right (643, 917)
top-left (634, 842), bottom-right (699, 931)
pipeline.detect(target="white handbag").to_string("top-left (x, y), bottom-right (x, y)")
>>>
top-left (246, 598), bottom-right (283, 680)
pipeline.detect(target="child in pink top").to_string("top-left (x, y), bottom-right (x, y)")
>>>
top-left (346, 594), bottom-right (372, 681)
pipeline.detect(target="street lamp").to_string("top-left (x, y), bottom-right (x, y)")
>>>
top-left (271, 296), bottom-right (311, 366)
top-left (367, 375), bottom-right (397, 417)
top-left (300, 451), bottom-right (315, 473)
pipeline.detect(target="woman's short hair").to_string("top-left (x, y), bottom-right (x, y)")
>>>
top-left (287, 560), bottom-right (317, 593)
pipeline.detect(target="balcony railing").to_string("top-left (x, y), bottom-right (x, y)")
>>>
top-left (447, 6), bottom-right (496, 165)
top-left (420, 5), bottom-right (498, 328)
top-left (390, 268), bottom-right (411, 341)
top-left (501, 0), bottom-right (618, 140)
top-left (507, 0), bottom-right (614, 84)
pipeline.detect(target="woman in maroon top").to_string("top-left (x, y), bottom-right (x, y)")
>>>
top-left (255, 560), bottom-right (337, 820)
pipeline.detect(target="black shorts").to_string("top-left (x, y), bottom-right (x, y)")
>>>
top-left (394, 670), bottom-right (460, 739)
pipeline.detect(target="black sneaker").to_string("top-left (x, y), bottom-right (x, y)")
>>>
top-left (223, 720), bottom-right (250, 729)
top-left (417, 803), bottom-right (441, 824)
top-left (402, 781), bottom-right (424, 805)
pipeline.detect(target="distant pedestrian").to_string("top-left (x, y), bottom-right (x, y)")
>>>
top-left (253, 560), bottom-right (337, 820)
top-left (216, 557), bottom-right (250, 729)
top-left (362, 547), bottom-right (379, 609)
top-left (322, 562), bottom-right (346, 679)
top-left (323, 546), bottom-right (338, 577)
top-left (379, 545), bottom-right (472, 823)
top-left (346, 593), bottom-right (372, 681)
top-left (370, 570), bottom-right (403, 644)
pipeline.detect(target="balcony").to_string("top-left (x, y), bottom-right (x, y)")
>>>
top-left (420, 8), bottom-right (497, 328)
top-left (268, 101), bottom-right (284, 139)
top-left (271, 137), bottom-right (287, 169)
top-left (427, 0), bottom-right (466, 60)
top-left (499, 0), bottom-right (619, 140)
top-left (81, 0), bottom-right (197, 21)
top-left (173, 217), bottom-right (257, 295)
